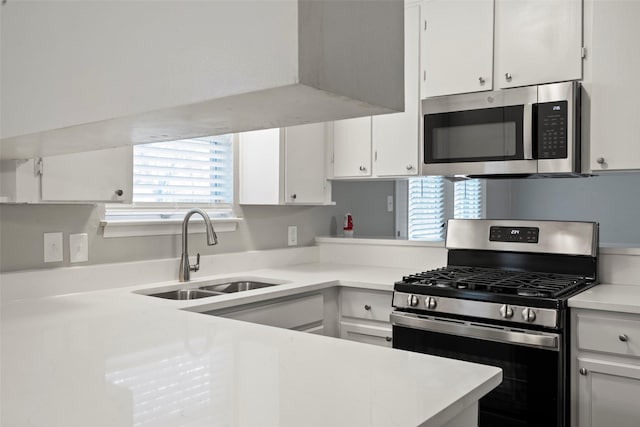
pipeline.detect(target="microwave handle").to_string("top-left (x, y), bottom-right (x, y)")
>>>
top-left (523, 103), bottom-right (533, 160)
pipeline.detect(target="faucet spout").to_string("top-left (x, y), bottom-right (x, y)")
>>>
top-left (179, 208), bottom-right (218, 282)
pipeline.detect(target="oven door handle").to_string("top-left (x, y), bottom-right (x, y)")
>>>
top-left (390, 312), bottom-right (560, 351)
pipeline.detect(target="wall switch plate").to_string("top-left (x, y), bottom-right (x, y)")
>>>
top-left (387, 195), bottom-right (394, 212)
top-left (44, 232), bottom-right (64, 263)
top-left (287, 226), bottom-right (298, 246)
top-left (69, 233), bottom-right (89, 263)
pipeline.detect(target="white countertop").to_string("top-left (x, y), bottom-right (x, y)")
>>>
top-left (569, 283), bottom-right (640, 314)
top-left (1, 262), bottom-right (502, 427)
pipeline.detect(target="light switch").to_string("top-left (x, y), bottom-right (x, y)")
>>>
top-left (69, 233), bottom-right (89, 263)
top-left (44, 232), bottom-right (64, 263)
top-left (288, 226), bottom-right (298, 246)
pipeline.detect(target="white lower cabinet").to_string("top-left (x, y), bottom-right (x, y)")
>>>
top-left (206, 292), bottom-right (326, 334)
top-left (576, 358), bottom-right (640, 427)
top-left (339, 287), bottom-right (393, 347)
top-left (572, 309), bottom-right (640, 427)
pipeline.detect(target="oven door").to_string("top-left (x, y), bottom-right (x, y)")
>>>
top-left (391, 311), bottom-right (565, 427)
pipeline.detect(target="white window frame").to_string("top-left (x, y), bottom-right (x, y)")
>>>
top-left (396, 177), bottom-right (486, 242)
top-left (101, 135), bottom-right (241, 238)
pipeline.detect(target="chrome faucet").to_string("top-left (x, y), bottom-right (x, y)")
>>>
top-left (179, 208), bottom-right (218, 282)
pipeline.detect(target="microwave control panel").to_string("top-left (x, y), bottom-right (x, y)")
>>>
top-left (535, 101), bottom-right (568, 159)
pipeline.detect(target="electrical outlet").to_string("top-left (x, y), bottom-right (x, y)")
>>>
top-left (44, 232), bottom-right (63, 263)
top-left (387, 195), bottom-right (394, 212)
top-left (69, 233), bottom-right (89, 263)
top-left (288, 226), bottom-right (298, 246)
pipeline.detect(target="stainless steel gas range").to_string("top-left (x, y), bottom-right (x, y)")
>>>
top-left (391, 219), bottom-right (599, 427)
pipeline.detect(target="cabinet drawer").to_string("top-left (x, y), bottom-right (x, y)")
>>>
top-left (340, 322), bottom-right (393, 348)
top-left (340, 287), bottom-right (392, 322)
top-left (220, 293), bottom-right (323, 331)
top-left (577, 312), bottom-right (640, 359)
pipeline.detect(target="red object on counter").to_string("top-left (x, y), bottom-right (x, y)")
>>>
top-left (343, 213), bottom-right (353, 230)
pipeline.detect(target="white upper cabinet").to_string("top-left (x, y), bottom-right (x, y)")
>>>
top-left (0, 147), bottom-right (133, 203)
top-left (331, 117), bottom-right (373, 178)
top-left (582, 0), bottom-right (640, 172)
top-left (372, 3), bottom-right (420, 177)
top-left (495, 0), bottom-right (583, 89)
top-left (239, 124), bottom-right (332, 205)
top-left (284, 124), bottom-right (330, 204)
top-left (421, 0), bottom-right (494, 98)
top-left (421, 0), bottom-right (583, 98)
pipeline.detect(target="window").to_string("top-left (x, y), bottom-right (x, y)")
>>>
top-left (408, 176), bottom-right (445, 241)
top-left (406, 177), bottom-right (484, 241)
top-left (106, 134), bottom-right (234, 222)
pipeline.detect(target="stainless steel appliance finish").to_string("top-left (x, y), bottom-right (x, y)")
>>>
top-left (390, 312), bottom-right (560, 350)
top-left (391, 219), bottom-right (599, 427)
top-left (421, 81), bottom-right (580, 177)
top-left (446, 219), bottom-right (598, 257)
top-left (392, 291), bottom-right (559, 328)
top-left (179, 208), bottom-right (218, 282)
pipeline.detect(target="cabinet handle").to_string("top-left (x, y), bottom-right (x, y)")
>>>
top-left (406, 164), bottom-right (414, 171)
top-left (597, 157), bottom-right (605, 165)
top-left (478, 77), bottom-right (485, 85)
top-left (505, 73), bottom-right (512, 82)
top-left (579, 368), bottom-right (588, 376)
top-left (364, 304), bottom-right (371, 311)
top-left (385, 336), bottom-right (392, 342)
top-left (115, 189), bottom-right (124, 197)
top-left (619, 334), bottom-right (629, 342)
top-left (290, 194), bottom-right (297, 200)
top-left (359, 165), bottom-right (366, 172)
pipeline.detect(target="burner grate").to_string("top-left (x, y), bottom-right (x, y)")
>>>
top-left (401, 266), bottom-right (588, 298)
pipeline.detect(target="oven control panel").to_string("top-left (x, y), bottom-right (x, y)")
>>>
top-left (489, 226), bottom-right (539, 243)
top-left (391, 292), bottom-right (559, 328)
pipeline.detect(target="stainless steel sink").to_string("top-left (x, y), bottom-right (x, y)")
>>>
top-left (198, 281), bottom-right (278, 293)
top-left (148, 289), bottom-right (225, 300)
top-left (141, 278), bottom-right (285, 300)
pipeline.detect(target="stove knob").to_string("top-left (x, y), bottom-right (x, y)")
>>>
top-left (407, 294), bottom-right (419, 307)
top-left (425, 297), bottom-right (437, 310)
top-left (500, 304), bottom-right (514, 319)
top-left (521, 308), bottom-right (537, 322)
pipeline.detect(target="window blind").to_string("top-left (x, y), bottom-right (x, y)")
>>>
top-left (132, 135), bottom-right (233, 205)
top-left (408, 176), bottom-right (445, 241)
top-left (407, 177), bottom-right (484, 241)
top-left (454, 179), bottom-right (484, 219)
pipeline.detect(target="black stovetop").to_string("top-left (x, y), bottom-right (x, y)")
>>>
top-left (394, 265), bottom-right (597, 309)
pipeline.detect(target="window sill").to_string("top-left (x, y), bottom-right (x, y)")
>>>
top-left (100, 217), bottom-right (243, 238)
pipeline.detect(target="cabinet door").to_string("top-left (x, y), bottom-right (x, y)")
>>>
top-left (340, 322), bottom-right (392, 347)
top-left (41, 146), bottom-right (132, 202)
top-left (420, 0), bottom-right (494, 98)
top-left (238, 128), bottom-right (283, 205)
top-left (372, 3), bottom-right (420, 177)
top-left (577, 358), bottom-right (640, 427)
top-left (585, 0), bottom-right (640, 172)
top-left (495, 0), bottom-right (582, 89)
top-left (284, 123), bottom-right (329, 204)
top-left (332, 117), bottom-right (372, 178)
top-left (217, 293), bottom-right (324, 332)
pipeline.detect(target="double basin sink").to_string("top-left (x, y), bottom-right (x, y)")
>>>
top-left (146, 280), bottom-right (284, 300)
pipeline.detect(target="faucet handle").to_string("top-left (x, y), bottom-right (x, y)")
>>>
top-left (190, 253), bottom-right (201, 272)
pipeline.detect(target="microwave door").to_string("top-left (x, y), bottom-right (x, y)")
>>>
top-left (422, 102), bottom-right (537, 176)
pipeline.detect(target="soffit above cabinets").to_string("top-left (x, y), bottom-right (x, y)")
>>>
top-left (0, 0), bottom-right (404, 160)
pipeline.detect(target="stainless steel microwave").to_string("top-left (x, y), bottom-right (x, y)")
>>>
top-left (421, 81), bottom-right (581, 178)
